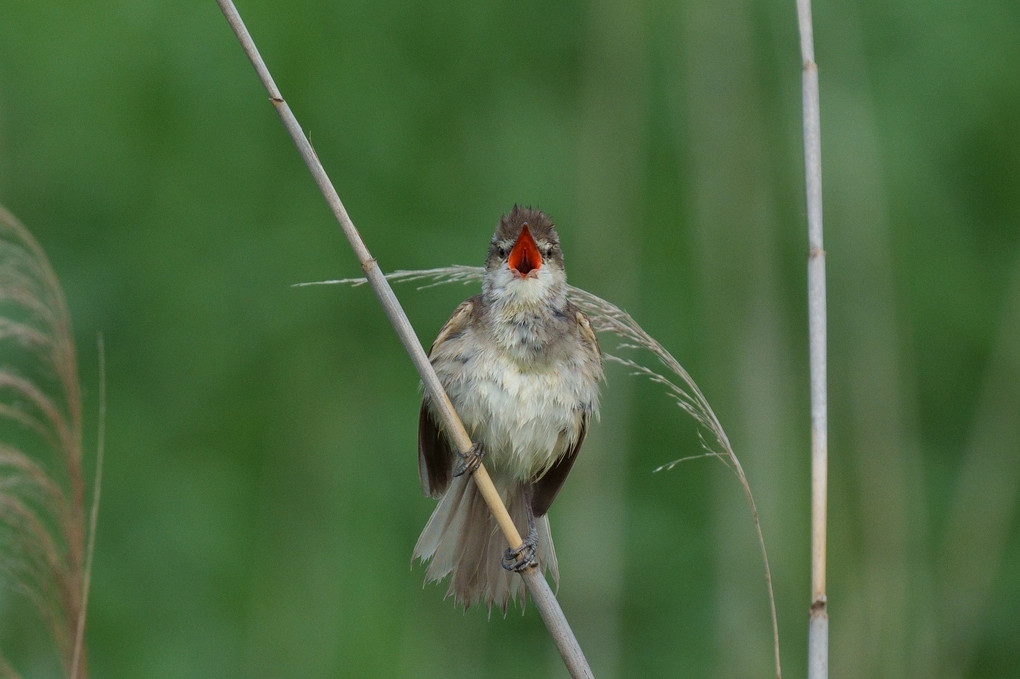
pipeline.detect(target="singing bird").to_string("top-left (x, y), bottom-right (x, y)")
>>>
top-left (413, 206), bottom-right (603, 613)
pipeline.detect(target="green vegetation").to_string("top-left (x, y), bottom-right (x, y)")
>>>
top-left (1, 1), bottom-right (1017, 676)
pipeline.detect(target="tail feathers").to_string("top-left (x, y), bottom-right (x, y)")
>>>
top-left (413, 475), bottom-right (558, 614)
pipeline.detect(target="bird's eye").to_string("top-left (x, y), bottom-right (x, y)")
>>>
top-left (496, 244), bottom-right (508, 258)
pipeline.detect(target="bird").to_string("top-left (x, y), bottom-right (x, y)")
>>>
top-left (413, 206), bottom-right (603, 613)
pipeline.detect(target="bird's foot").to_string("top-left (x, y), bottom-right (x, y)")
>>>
top-left (502, 527), bottom-right (538, 572)
top-left (453, 442), bottom-right (485, 478)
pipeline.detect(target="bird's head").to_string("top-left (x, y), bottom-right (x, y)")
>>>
top-left (482, 206), bottom-right (567, 309)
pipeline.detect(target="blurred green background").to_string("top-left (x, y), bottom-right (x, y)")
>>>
top-left (1, 0), bottom-right (1018, 677)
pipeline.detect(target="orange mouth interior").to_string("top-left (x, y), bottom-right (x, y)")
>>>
top-left (508, 224), bottom-right (542, 276)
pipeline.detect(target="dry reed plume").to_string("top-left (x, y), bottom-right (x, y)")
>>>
top-left (0, 205), bottom-right (100, 679)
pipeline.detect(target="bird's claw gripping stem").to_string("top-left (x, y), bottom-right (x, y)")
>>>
top-left (453, 442), bottom-right (485, 478)
top-left (502, 525), bottom-right (538, 572)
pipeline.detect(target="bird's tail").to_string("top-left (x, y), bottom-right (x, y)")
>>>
top-left (413, 474), bottom-right (558, 614)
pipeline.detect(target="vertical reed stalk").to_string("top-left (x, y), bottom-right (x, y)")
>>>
top-left (796, 1), bottom-right (829, 677)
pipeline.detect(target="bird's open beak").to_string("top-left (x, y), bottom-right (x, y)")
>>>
top-left (508, 224), bottom-right (542, 278)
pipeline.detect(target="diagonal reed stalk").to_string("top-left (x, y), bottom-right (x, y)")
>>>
top-left (0, 205), bottom-right (99, 678)
top-left (214, 2), bottom-right (592, 676)
top-left (302, 266), bottom-right (783, 677)
top-left (217, 3), bottom-right (783, 673)
top-left (795, 0), bottom-right (829, 677)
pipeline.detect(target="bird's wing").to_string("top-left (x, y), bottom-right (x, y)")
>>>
top-left (531, 307), bottom-right (601, 517)
top-left (417, 298), bottom-right (475, 498)
top-left (531, 413), bottom-right (588, 517)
